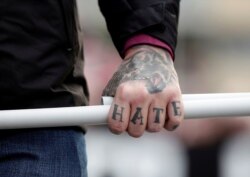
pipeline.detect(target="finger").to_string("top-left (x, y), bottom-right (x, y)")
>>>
top-left (108, 97), bottom-right (130, 135)
top-left (147, 99), bottom-right (166, 132)
top-left (127, 95), bottom-right (150, 138)
top-left (164, 91), bottom-right (184, 131)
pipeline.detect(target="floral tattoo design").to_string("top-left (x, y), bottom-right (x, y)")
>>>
top-left (103, 46), bottom-right (178, 96)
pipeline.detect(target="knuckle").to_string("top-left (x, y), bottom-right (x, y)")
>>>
top-left (116, 83), bottom-right (151, 104)
top-left (165, 126), bottom-right (175, 131)
top-left (167, 99), bottom-right (184, 120)
top-left (109, 124), bottom-right (125, 134)
top-left (163, 85), bottom-right (181, 98)
top-left (167, 88), bottom-right (180, 98)
top-left (165, 119), bottom-right (182, 131)
top-left (139, 89), bottom-right (149, 100)
top-left (116, 84), bottom-right (130, 102)
top-left (131, 89), bottom-right (149, 104)
top-left (147, 125), bottom-right (162, 132)
top-left (128, 130), bottom-right (143, 138)
top-left (169, 116), bottom-right (182, 126)
top-left (167, 124), bottom-right (180, 131)
top-left (164, 124), bottom-right (172, 131)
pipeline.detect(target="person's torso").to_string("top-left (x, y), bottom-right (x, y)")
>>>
top-left (0, 0), bottom-right (88, 110)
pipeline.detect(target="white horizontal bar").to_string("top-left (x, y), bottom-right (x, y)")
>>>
top-left (182, 93), bottom-right (250, 100)
top-left (102, 96), bottom-right (250, 119)
top-left (102, 93), bottom-right (250, 104)
top-left (184, 98), bottom-right (250, 118)
top-left (0, 93), bottom-right (249, 129)
top-left (0, 105), bottom-right (110, 129)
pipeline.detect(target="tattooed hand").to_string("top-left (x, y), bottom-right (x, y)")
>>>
top-left (103, 45), bottom-right (184, 137)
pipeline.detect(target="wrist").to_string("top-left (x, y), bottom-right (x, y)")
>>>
top-left (124, 45), bottom-right (173, 63)
top-left (123, 34), bottom-right (174, 60)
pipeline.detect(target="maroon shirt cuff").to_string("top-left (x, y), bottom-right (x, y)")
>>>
top-left (123, 34), bottom-right (174, 60)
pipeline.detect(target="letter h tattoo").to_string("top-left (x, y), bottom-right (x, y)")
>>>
top-left (112, 104), bottom-right (124, 122)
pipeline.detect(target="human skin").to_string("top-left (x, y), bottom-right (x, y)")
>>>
top-left (103, 45), bottom-right (184, 137)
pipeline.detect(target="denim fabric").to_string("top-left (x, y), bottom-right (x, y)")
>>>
top-left (0, 127), bottom-right (87, 177)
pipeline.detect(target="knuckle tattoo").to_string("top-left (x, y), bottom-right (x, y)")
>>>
top-left (153, 107), bottom-right (164, 124)
top-left (112, 104), bottom-right (125, 122)
top-left (131, 107), bottom-right (144, 125)
top-left (171, 101), bottom-right (182, 117)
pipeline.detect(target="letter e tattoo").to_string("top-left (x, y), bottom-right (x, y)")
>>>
top-left (171, 101), bottom-right (181, 116)
top-left (153, 108), bottom-right (164, 123)
top-left (112, 104), bottom-right (124, 122)
top-left (131, 107), bottom-right (144, 125)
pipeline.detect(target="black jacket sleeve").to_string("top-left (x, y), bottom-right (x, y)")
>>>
top-left (99, 0), bottom-right (180, 58)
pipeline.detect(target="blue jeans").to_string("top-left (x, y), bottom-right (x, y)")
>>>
top-left (0, 127), bottom-right (87, 177)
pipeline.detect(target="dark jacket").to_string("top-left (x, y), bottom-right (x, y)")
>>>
top-left (0, 0), bottom-right (88, 109)
top-left (0, 0), bottom-right (179, 110)
top-left (99, 0), bottom-right (180, 58)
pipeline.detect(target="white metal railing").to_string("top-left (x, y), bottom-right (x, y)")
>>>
top-left (0, 93), bottom-right (250, 129)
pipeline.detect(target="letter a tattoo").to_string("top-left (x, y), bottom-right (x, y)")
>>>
top-left (131, 107), bottom-right (144, 125)
top-left (171, 101), bottom-right (181, 116)
top-left (112, 104), bottom-right (124, 122)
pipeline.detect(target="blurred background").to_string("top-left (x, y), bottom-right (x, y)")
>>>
top-left (77, 1), bottom-right (250, 177)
